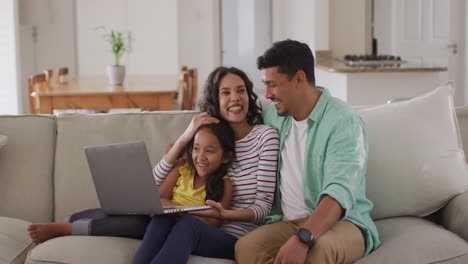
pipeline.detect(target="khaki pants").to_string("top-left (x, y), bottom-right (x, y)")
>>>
top-left (235, 218), bottom-right (365, 264)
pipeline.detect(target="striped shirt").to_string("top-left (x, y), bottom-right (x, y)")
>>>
top-left (153, 124), bottom-right (280, 238)
top-left (222, 125), bottom-right (279, 238)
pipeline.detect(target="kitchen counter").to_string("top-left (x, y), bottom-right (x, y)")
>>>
top-left (314, 51), bottom-right (450, 105)
top-left (315, 53), bottom-right (447, 73)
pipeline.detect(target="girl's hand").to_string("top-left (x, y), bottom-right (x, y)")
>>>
top-left (160, 198), bottom-right (177, 207)
top-left (179, 112), bottom-right (219, 144)
top-left (189, 200), bottom-right (230, 220)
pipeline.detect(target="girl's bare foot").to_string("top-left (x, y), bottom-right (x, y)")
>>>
top-left (27, 223), bottom-right (72, 243)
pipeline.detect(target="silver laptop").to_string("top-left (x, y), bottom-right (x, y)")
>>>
top-left (84, 141), bottom-right (211, 215)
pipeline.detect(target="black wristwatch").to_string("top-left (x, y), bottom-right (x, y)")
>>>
top-left (296, 228), bottom-right (315, 247)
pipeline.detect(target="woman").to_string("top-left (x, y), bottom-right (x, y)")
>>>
top-left (134, 66), bottom-right (280, 263)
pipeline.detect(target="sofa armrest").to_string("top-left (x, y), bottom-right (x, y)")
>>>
top-left (439, 192), bottom-right (468, 242)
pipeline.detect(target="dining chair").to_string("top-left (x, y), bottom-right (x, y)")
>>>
top-left (175, 66), bottom-right (198, 110)
top-left (28, 73), bottom-right (47, 114)
top-left (186, 68), bottom-right (198, 110)
top-left (44, 69), bottom-right (53, 88)
top-left (57, 67), bottom-right (69, 84)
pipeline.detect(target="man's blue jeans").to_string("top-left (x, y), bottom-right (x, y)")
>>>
top-left (133, 214), bottom-right (237, 264)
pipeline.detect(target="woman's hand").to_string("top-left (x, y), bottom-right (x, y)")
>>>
top-left (179, 112), bottom-right (220, 144)
top-left (164, 112), bottom-right (219, 165)
top-left (189, 200), bottom-right (231, 220)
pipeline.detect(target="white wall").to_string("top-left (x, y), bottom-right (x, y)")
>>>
top-left (178, 0), bottom-right (220, 103)
top-left (272, 0), bottom-right (315, 50)
top-left (221, 0), bottom-right (272, 103)
top-left (466, 2), bottom-right (468, 104)
top-left (18, 0), bottom-right (76, 113)
top-left (373, 0), bottom-right (392, 54)
top-left (76, 0), bottom-right (178, 76)
top-left (0, 0), bottom-right (20, 114)
top-left (271, 0), bottom-right (330, 53)
top-left (314, 0), bottom-right (329, 51)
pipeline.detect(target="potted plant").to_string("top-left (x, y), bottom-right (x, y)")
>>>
top-left (99, 28), bottom-right (129, 85)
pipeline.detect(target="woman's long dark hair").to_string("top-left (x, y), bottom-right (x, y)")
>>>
top-left (199, 66), bottom-right (263, 125)
top-left (184, 121), bottom-right (236, 201)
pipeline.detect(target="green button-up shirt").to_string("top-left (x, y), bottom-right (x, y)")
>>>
top-left (263, 87), bottom-right (380, 255)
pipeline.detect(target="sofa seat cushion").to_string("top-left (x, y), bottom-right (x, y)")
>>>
top-left (25, 236), bottom-right (139, 264)
top-left (0, 217), bottom-right (34, 264)
top-left (25, 236), bottom-right (234, 264)
top-left (188, 255), bottom-right (235, 264)
top-left (355, 217), bottom-right (468, 264)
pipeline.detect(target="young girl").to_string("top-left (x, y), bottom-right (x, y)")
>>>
top-left (133, 121), bottom-right (235, 263)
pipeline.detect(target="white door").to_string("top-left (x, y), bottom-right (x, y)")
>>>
top-left (393, 0), bottom-right (465, 105)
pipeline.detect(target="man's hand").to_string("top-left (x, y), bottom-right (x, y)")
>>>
top-left (274, 235), bottom-right (309, 264)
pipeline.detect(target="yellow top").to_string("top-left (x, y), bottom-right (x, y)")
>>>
top-left (171, 162), bottom-right (206, 206)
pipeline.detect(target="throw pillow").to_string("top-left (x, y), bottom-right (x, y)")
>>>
top-left (358, 81), bottom-right (468, 220)
top-left (0, 135), bottom-right (7, 149)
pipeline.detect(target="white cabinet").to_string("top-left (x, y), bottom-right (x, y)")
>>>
top-left (316, 69), bottom-right (445, 106)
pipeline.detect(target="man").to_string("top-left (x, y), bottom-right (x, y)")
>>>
top-left (235, 39), bottom-right (380, 264)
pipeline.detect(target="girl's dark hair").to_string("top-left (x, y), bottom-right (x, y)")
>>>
top-left (184, 121), bottom-right (236, 201)
top-left (199, 66), bottom-right (263, 125)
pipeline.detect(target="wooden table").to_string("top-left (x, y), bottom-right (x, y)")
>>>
top-left (35, 75), bottom-right (179, 114)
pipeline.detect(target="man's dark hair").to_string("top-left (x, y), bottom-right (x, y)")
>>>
top-left (257, 39), bottom-right (316, 85)
top-left (199, 66), bottom-right (263, 125)
top-left (184, 122), bottom-right (235, 202)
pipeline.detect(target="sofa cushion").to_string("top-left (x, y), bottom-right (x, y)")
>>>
top-left (0, 115), bottom-right (55, 222)
top-left (25, 236), bottom-right (234, 264)
top-left (358, 82), bottom-right (468, 219)
top-left (0, 135), bottom-right (7, 149)
top-left (355, 217), bottom-right (468, 264)
top-left (455, 107), bottom-right (468, 163)
top-left (25, 236), bottom-right (139, 264)
top-left (0, 217), bottom-right (35, 264)
top-left (54, 112), bottom-right (197, 220)
top-left (188, 256), bottom-right (235, 264)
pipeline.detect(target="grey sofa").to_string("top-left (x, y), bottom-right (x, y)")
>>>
top-left (1, 108), bottom-right (468, 264)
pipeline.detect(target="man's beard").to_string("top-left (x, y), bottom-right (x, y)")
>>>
top-left (276, 109), bottom-right (288, 116)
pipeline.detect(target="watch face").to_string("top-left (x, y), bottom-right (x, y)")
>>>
top-left (297, 228), bottom-right (314, 246)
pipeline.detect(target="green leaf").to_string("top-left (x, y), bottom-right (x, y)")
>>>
top-left (98, 28), bottom-right (129, 66)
